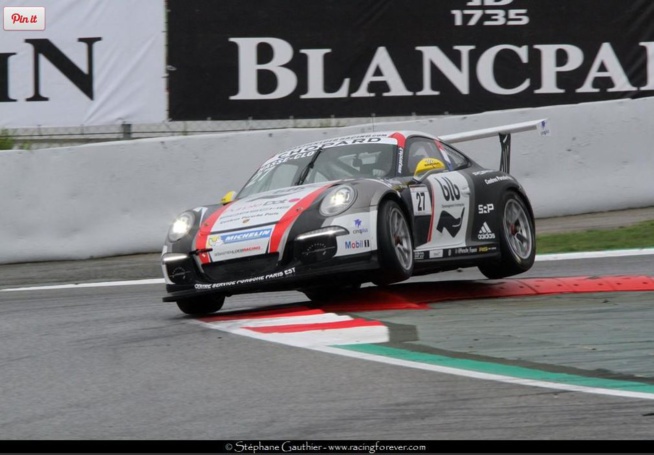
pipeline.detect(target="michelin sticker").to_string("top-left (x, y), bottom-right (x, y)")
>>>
top-left (208, 225), bottom-right (275, 261)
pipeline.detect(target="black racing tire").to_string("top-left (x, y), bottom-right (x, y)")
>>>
top-left (478, 191), bottom-right (536, 279)
top-left (303, 283), bottom-right (361, 302)
top-left (176, 295), bottom-right (225, 316)
top-left (373, 199), bottom-right (414, 286)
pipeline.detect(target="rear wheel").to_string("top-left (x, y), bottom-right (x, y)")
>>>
top-left (176, 295), bottom-right (225, 316)
top-left (373, 199), bottom-right (414, 286)
top-left (478, 191), bottom-right (535, 279)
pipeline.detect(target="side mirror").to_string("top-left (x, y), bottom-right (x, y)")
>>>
top-left (413, 158), bottom-right (446, 179)
top-left (221, 190), bottom-right (237, 205)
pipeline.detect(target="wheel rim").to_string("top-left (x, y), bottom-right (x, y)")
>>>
top-left (388, 206), bottom-right (412, 270)
top-left (503, 199), bottom-right (533, 260)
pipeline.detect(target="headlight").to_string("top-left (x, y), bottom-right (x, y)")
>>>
top-left (319, 185), bottom-right (356, 216)
top-left (167, 211), bottom-right (195, 242)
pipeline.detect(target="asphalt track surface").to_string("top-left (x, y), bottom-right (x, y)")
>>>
top-left (1, 208), bottom-right (654, 449)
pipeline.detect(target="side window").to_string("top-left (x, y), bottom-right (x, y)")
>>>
top-left (404, 138), bottom-right (445, 175)
top-left (437, 141), bottom-right (470, 170)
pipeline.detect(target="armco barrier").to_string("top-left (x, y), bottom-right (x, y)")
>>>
top-left (2, 98), bottom-right (654, 264)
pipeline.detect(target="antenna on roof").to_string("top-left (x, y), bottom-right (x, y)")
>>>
top-left (371, 113), bottom-right (376, 132)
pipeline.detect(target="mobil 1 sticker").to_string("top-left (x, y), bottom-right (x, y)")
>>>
top-left (410, 186), bottom-right (432, 215)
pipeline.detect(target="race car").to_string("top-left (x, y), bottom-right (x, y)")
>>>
top-left (162, 119), bottom-right (550, 315)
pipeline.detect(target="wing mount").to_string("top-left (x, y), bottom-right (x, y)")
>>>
top-left (438, 118), bottom-right (550, 173)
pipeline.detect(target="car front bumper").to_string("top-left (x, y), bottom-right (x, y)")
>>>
top-left (161, 251), bottom-right (379, 302)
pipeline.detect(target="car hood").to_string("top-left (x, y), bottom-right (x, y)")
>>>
top-left (195, 182), bottom-right (333, 263)
top-left (214, 183), bottom-right (333, 230)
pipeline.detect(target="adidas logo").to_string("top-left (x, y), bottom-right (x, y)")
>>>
top-left (478, 222), bottom-right (496, 240)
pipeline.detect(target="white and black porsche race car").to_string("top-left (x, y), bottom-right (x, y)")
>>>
top-left (162, 119), bottom-right (549, 315)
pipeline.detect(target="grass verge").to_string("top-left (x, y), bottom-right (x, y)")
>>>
top-left (536, 220), bottom-right (654, 254)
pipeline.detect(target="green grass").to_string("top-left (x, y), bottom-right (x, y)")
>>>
top-left (0, 129), bottom-right (14, 150)
top-left (536, 220), bottom-right (654, 254)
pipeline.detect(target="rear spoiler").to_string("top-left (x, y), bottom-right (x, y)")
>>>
top-left (438, 118), bottom-right (550, 174)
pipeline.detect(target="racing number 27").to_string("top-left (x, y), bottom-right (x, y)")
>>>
top-left (412, 187), bottom-right (432, 215)
top-left (415, 191), bottom-right (426, 212)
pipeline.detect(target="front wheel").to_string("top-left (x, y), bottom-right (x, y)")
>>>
top-left (176, 295), bottom-right (225, 316)
top-left (374, 199), bottom-right (414, 286)
top-left (478, 191), bottom-right (535, 279)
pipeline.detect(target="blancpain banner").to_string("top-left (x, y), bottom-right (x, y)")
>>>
top-left (167, 0), bottom-right (654, 120)
top-left (0, 0), bottom-right (166, 128)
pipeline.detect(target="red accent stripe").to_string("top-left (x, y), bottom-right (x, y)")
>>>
top-left (389, 132), bottom-right (406, 148)
top-left (597, 275), bottom-right (654, 291)
top-left (268, 185), bottom-right (330, 253)
top-left (199, 307), bottom-right (321, 322)
top-left (517, 277), bottom-right (587, 294)
top-left (426, 186), bottom-right (436, 242)
top-left (519, 276), bottom-right (654, 294)
top-left (244, 318), bottom-right (384, 333)
top-left (195, 276), bottom-right (654, 324)
top-left (418, 276), bottom-right (654, 302)
top-left (306, 276), bottom-right (654, 312)
top-left (322, 301), bottom-right (430, 312)
top-left (195, 205), bottom-right (231, 264)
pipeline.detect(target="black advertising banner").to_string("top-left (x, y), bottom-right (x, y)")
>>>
top-left (167, 0), bottom-right (654, 121)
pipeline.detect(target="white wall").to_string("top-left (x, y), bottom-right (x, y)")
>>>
top-left (1, 0), bottom-right (166, 128)
top-left (2, 98), bottom-right (653, 264)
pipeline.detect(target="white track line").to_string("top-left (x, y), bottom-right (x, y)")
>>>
top-left (536, 248), bottom-right (654, 261)
top-left (195, 312), bottom-right (654, 400)
top-left (4, 252), bottom-right (654, 400)
top-left (2, 248), bottom-right (654, 292)
top-left (1, 278), bottom-right (164, 292)
top-left (315, 346), bottom-right (654, 401)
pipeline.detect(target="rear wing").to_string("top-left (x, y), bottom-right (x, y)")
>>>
top-left (438, 118), bottom-right (550, 174)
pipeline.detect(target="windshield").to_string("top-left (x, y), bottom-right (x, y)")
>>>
top-left (237, 143), bottom-right (397, 199)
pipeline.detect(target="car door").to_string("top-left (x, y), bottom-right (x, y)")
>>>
top-left (405, 137), bottom-right (472, 251)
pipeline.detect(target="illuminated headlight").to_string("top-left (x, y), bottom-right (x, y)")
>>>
top-left (319, 185), bottom-right (356, 216)
top-left (167, 211), bottom-right (195, 242)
